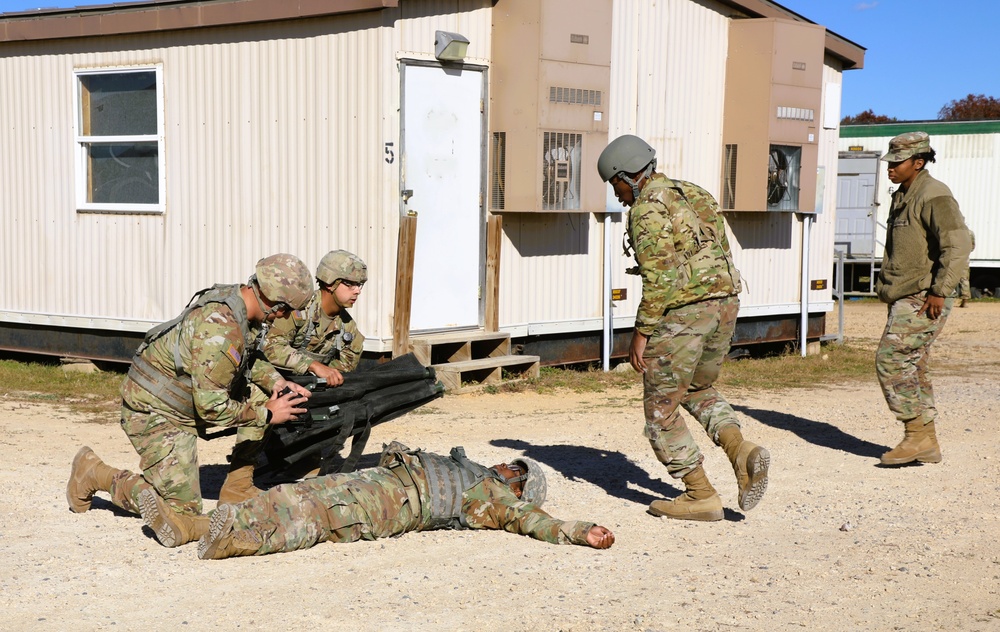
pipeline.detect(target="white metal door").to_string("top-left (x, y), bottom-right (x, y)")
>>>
top-left (402, 64), bottom-right (484, 331)
top-left (836, 154), bottom-right (879, 256)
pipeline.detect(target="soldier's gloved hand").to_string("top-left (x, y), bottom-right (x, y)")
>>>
top-left (308, 362), bottom-right (345, 386)
top-left (266, 381), bottom-right (309, 424)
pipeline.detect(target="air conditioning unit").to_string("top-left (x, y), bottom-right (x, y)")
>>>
top-left (489, 0), bottom-right (611, 213)
top-left (721, 18), bottom-right (824, 212)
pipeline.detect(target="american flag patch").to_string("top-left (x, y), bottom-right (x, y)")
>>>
top-left (225, 344), bottom-right (242, 365)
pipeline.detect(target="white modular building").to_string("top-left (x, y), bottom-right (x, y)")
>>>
top-left (0, 0), bottom-right (864, 366)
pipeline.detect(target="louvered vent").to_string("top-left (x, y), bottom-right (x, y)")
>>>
top-left (722, 144), bottom-right (738, 210)
top-left (491, 132), bottom-right (506, 210)
top-left (549, 86), bottom-right (602, 106)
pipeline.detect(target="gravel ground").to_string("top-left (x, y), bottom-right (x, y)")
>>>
top-left (1, 301), bottom-right (999, 631)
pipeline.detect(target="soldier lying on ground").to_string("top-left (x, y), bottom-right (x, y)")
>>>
top-left (181, 441), bottom-right (615, 559)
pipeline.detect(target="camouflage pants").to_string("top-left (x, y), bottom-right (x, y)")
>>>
top-left (229, 468), bottom-right (417, 555)
top-left (117, 405), bottom-right (205, 516)
top-left (643, 295), bottom-right (741, 479)
top-left (876, 291), bottom-right (953, 424)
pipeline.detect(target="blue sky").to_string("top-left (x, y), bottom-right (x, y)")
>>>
top-left (775, 0), bottom-right (1000, 121)
top-left (1, 0), bottom-right (996, 122)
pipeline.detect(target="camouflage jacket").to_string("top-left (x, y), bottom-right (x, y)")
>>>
top-left (627, 174), bottom-right (741, 335)
top-left (121, 286), bottom-right (281, 431)
top-left (876, 169), bottom-right (972, 303)
top-left (346, 448), bottom-right (595, 546)
top-left (262, 290), bottom-right (364, 374)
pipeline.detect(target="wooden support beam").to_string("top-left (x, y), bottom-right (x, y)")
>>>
top-left (393, 213), bottom-right (417, 358)
top-left (485, 213), bottom-right (502, 332)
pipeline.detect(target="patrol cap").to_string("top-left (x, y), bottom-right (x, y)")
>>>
top-left (881, 131), bottom-right (932, 162)
top-left (317, 250), bottom-right (368, 286)
top-left (254, 253), bottom-right (313, 310)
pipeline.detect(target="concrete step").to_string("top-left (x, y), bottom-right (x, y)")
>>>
top-left (431, 354), bottom-right (540, 393)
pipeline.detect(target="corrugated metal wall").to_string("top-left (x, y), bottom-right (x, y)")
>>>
top-left (0, 2), bottom-right (493, 350)
top-left (0, 0), bottom-right (848, 354)
top-left (498, 0), bottom-right (841, 332)
top-left (838, 128), bottom-right (1000, 265)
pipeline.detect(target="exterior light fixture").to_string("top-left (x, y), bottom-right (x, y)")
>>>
top-left (434, 30), bottom-right (469, 62)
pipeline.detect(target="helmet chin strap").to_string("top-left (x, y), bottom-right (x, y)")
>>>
top-left (619, 159), bottom-right (657, 202)
top-left (248, 276), bottom-right (282, 319)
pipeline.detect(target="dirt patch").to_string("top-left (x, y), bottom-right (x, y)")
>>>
top-left (2, 302), bottom-right (1000, 631)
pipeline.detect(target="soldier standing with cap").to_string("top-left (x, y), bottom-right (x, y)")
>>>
top-left (596, 134), bottom-right (769, 522)
top-left (66, 254), bottom-right (315, 547)
top-left (219, 249), bottom-right (370, 501)
top-left (876, 132), bottom-right (972, 466)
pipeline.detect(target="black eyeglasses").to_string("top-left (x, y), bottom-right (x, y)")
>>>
top-left (340, 280), bottom-right (365, 289)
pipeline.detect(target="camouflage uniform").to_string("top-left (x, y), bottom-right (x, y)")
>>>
top-left (264, 289), bottom-right (365, 373)
top-left (213, 444), bottom-right (596, 556)
top-left (876, 146), bottom-right (972, 425)
top-left (238, 290), bottom-right (365, 449)
top-left (113, 285), bottom-right (282, 517)
top-left (627, 174), bottom-right (743, 478)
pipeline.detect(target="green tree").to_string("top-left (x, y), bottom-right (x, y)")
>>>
top-left (938, 94), bottom-right (1000, 120)
top-left (841, 109), bottom-right (898, 125)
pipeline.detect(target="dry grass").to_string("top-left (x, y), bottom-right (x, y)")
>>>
top-left (0, 356), bottom-right (124, 422)
top-left (484, 340), bottom-right (875, 395)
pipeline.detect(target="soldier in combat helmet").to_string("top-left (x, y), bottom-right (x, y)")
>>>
top-left (597, 134), bottom-right (769, 522)
top-left (188, 441), bottom-right (615, 559)
top-left (66, 254), bottom-right (315, 547)
top-left (220, 250), bottom-right (370, 502)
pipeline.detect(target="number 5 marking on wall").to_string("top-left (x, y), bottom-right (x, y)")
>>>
top-left (384, 142), bottom-right (395, 164)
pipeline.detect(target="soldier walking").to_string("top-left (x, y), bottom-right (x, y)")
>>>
top-left (596, 134), bottom-right (769, 521)
top-left (876, 132), bottom-right (973, 466)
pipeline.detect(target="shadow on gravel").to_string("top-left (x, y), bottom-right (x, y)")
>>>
top-left (735, 405), bottom-right (886, 458)
top-left (491, 438), bottom-right (681, 507)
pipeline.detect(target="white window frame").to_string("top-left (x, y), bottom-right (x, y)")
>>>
top-left (73, 64), bottom-right (165, 214)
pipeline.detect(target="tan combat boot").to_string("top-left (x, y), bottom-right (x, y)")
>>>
top-left (198, 503), bottom-right (262, 560)
top-left (66, 446), bottom-right (121, 513)
top-left (648, 466), bottom-right (724, 521)
top-left (138, 488), bottom-right (210, 547)
top-left (218, 462), bottom-right (263, 504)
top-left (718, 424), bottom-right (771, 511)
top-left (880, 419), bottom-right (942, 466)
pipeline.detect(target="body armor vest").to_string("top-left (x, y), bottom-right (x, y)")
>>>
top-left (127, 284), bottom-right (259, 419)
top-left (380, 443), bottom-right (501, 530)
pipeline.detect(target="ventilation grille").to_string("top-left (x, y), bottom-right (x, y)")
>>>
top-left (490, 132), bottom-right (506, 210)
top-left (542, 132), bottom-right (582, 210)
top-left (549, 86), bottom-right (602, 106)
top-left (776, 106), bottom-right (815, 121)
top-left (722, 144), bottom-right (738, 210)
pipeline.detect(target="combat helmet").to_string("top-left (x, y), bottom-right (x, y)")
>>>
top-left (316, 250), bottom-right (368, 287)
top-left (507, 457), bottom-right (547, 506)
top-left (251, 253), bottom-right (313, 311)
top-left (597, 134), bottom-right (657, 202)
